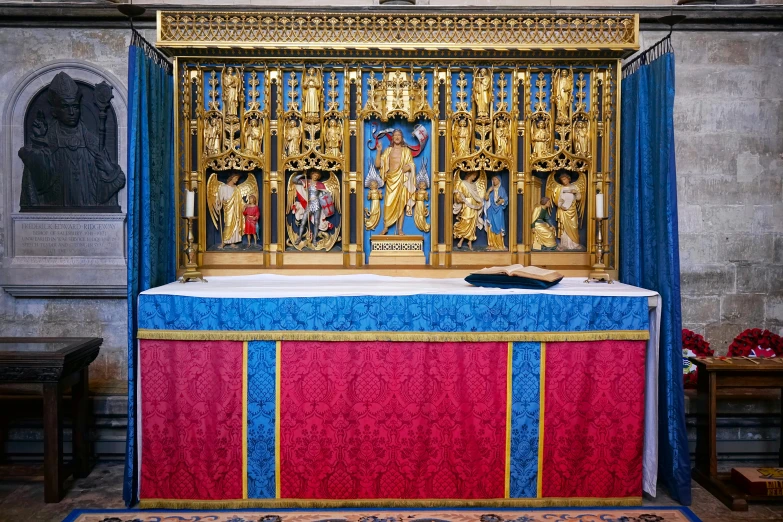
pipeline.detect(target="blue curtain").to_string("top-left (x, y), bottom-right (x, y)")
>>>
top-left (124, 42), bottom-right (176, 506)
top-left (620, 49), bottom-right (690, 504)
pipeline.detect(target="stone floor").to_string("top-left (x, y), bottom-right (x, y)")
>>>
top-left (0, 462), bottom-right (782, 522)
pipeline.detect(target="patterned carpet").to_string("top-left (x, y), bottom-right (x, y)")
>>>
top-left (63, 508), bottom-right (701, 522)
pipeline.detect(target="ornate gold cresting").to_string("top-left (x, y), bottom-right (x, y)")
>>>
top-left (158, 11), bottom-right (638, 52)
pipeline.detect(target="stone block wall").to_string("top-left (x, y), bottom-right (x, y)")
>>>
top-left (672, 30), bottom-right (783, 353)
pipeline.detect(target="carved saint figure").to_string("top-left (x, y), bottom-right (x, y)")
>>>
top-left (546, 172), bottom-right (585, 251)
top-left (245, 118), bottom-right (263, 155)
top-left (453, 170), bottom-right (486, 251)
top-left (574, 120), bottom-right (589, 155)
top-left (18, 72), bottom-right (126, 209)
top-left (374, 129), bottom-right (416, 235)
top-left (243, 194), bottom-right (260, 246)
top-left (223, 67), bottom-right (240, 116)
top-left (555, 69), bottom-right (573, 123)
top-left (452, 119), bottom-right (472, 158)
top-left (531, 119), bottom-right (551, 158)
top-left (289, 170), bottom-right (339, 249)
top-left (302, 68), bottom-right (322, 122)
top-left (207, 172), bottom-right (259, 249)
top-left (284, 119), bottom-right (302, 156)
top-left (365, 180), bottom-right (383, 230)
top-left (494, 119), bottom-right (510, 157)
top-left (473, 68), bottom-right (491, 119)
top-left (325, 119), bottom-right (342, 156)
top-left (411, 181), bottom-right (431, 233)
top-left (408, 160), bottom-right (430, 233)
top-left (531, 197), bottom-right (557, 251)
top-left (484, 175), bottom-right (508, 251)
top-left (205, 115), bottom-right (222, 156)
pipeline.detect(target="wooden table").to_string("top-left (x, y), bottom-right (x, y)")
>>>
top-left (0, 337), bottom-right (101, 502)
top-left (690, 356), bottom-right (783, 511)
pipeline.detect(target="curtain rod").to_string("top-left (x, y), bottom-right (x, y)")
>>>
top-left (131, 27), bottom-right (173, 75)
top-left (622, 33), bottom-right (672, 78)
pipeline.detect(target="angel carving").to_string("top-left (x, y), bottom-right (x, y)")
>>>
top-left (287, 170), bottom-right (341, 251)
top-left (546, 171), bottom-right (586, 251)
top-left (207, 171), bottom-right (259, 249)
top-left (452, 118), bottom-right (472, 158)
top-left (452, 170), bottom-right (486, 250)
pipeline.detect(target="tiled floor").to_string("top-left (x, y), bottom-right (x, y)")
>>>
top-left (0, 462), bottom-right (781, 522)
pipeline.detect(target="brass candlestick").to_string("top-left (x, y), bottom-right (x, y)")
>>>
top-left (586, 217), bottom-right (612, 283)
top-left (179, 216), bottom-right (207, 283)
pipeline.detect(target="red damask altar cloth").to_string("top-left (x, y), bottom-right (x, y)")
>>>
top-left (140, 340), bottom-right (243, 500)
top-left (280, 341), bottom-right (508, 499)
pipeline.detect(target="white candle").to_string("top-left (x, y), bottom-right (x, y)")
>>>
top-left (595, 193), bottom-right (604, 219)
top-left (185, 190), bottom-right (195, 217)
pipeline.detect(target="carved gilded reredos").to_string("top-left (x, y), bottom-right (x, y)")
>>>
top-left (157, 11), bottom-right (639, 54)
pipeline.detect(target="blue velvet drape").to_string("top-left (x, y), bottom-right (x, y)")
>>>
top-left (620, 52), bottom-right (690, 505)
top-left (124, 44), bottom-right (176, 506)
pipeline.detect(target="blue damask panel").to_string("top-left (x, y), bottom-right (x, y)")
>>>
top-left (138, 293), bottom-right (649, 333)
top-left (509, 342), bottom-right (541, 498)
top-left (246, 340), bottom-right (276, 499)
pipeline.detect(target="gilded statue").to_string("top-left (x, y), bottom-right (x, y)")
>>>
top-left (453, 170), bottom-right (486, 250)
top-left (374, 129), bottom-right (416, 235)
top-left (494, 119), bottom-right (510, 157)
top-left (554, 69), bottom-right (573, 124)
top-left (284, 119), bottom-right (302, 156)
top-left (18, 72), bottom-right (125, 209)
top-left (205, 115), bottom-right (222, 156)
top-left (364, 163), bottom-right (383, 231)
top-left (223, 67), bottom-right (240, 116)
top-left (408, 160), bottom-right (431, 233)
top-left (245, 118), bottom-right (263, 156)
top-left (531, 119), bottom-right (550, 158)
top-left (288, 170), bottom-right (341, 250)
top-left (531, 197), bottom-right (557, 251)
top-left (452, 119), bottom-right (472, 158)
top-left (484, 175), bottom-right (508, 251)
top-left (546, 171), bottom-right (586, 251)
top-left (302, 68), bottom-right (323, 122)
top-left (574, 120), bottom-right (589, 155)
top-left (473, 68), bottom-right (491, 120)
top-left (325, 119), bottom-right (342, 156)
top-left (207, 172), bottom-right (259, 249)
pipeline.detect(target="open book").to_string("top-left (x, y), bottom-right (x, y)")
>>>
top-left (471, 264), bottom-right (563, 283)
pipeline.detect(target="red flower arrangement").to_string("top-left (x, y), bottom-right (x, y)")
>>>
top-left (727, 328), bottom-right (783, 358)
top-left (682, 329), bottom-right (713, 389)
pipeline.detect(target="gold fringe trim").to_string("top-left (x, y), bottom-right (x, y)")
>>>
top-left (138, 497), bottom-right (642, 509)
top-left (137, 329), bottom-right (649, 343)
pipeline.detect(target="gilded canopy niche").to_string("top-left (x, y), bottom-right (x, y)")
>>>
top-left (157, 10), bottom-right (638, 278)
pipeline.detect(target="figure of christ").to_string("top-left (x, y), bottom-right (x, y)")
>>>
top-left (243, 194), bottom-right (260, 246)
top-left (374, 129), bottom-right (416, 235)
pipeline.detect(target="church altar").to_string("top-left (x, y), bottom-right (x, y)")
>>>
top-left (135, 274), bottom-right (660, 507)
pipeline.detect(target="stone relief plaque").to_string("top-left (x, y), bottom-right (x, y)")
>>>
top-left (18, 72), bottom-right (125, 212)
top-left (1, 67), bottom-right (128, 298)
